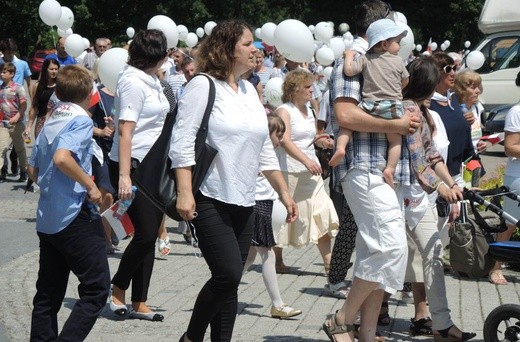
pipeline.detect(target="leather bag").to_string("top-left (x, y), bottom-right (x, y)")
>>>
top-left (132, 74), bottom-right (216, 221)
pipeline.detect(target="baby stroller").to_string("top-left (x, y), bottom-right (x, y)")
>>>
top-left (459, 187), bottom-right (520, 342)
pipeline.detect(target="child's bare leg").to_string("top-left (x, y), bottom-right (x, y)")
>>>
top-left (329, 128), bottom-right (352, 167)
top-left (383, 133), bottom-right (401, 189)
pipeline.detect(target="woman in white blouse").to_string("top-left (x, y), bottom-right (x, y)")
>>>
top-left (169, 20), bottom-right (297, 342)
top-left (108, 30), bottom-right (169, 322)
top-left (274, 69), bottom-right (339, 275)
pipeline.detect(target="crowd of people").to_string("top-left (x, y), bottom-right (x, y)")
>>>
top-left (1, 0), bottom-right (519, 340)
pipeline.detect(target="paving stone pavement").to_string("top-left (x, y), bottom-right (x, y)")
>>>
top-left (1, 155), bottom-right (519, 341)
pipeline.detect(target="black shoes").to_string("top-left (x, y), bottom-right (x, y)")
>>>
top-left (18, 172), bottom-right (28, 182)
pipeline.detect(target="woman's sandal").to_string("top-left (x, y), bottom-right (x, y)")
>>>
top-left (322, 311), bottom-right (355, 342)
top-left (409, 317), bottom-right (433, 336)
top-left (489, 269), bottom-right (508, 285)
top-left (377, 301), bottom-right (391, 326)
top-left (433, 325), bottom-right (477, 341)
top-left (157, 236), bottom-right (171, 256)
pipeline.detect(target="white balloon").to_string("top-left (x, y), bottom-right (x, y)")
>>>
top-left (394, 11), bottom-right (408, 25)
top-left (39, 0), bottom-right (62, 26)
top-left (185, 32), bottom-right (198, 48)
top-left (177, 25), bottom-right (188, 41)
top-left (148, 15), bottom-right (178, 49)
top-left (464, 40), bottom-right (471, 48)
top-left (204, 21), bottom-right (217, 36)
top-left (466, 50), bottom-right (485, 70)
top-left (415, 44), bottom-right (422, 52)
top-left (264, 77), bottom-right (284, 107)
top-left (440, 43), bottom-right (447, 51)
top-left (57, 6), bottom-right (74, 30)
top-left (431, 42), bottom-right (438, 51)
top-left (338, 23), bottom-right (350, 33)
top-left (82, 37), bottom-right (90, 49)
top-left (261, 22), bottom-right (277, 46)
top-left (328, 37), bottom-right (346, 59)
top-left (444, 40), bottom-right (451, 48)
top-left (271, 198), bottom-right (287, 235)
top-left (64, 34), bottom-right (85, 58)
top-left (57, 27), bottom-right (73, 38)
top-left (196, 27), bottom-right (204, 38)
top-left (126, 27), bottom-right (135, 39)
top-left (343, 32), bottom-right (353, 40)
top-left (314, 21), bottom-right (333, 43)
top-left (315, 46), bottom-right (335, 66)
top-left (308, 25), bottom-right (315, 33)
top-left (322, 66), bottom-right (333, 82)
top-left (254, 27), bottom-right (262, 40)
top-left (98, 48), bottom-right (129, 93)
top-left (274, 19), bottom-right (315, 63)
top-left (396, 22), bottom-right (414, 61)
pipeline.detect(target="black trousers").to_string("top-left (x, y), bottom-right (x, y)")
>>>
top-left (30, 206), bottom-right (110, 342)
top-left (108, 160), bottom-right (163, 302)
top-left (186, 193), bottom-right (254, 342)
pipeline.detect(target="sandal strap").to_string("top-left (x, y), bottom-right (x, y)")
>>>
top-left (327, 313), bottom-right (355, 335)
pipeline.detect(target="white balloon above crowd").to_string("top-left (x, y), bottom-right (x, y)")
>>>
top-left (37, 0), bottom-right (487, 90)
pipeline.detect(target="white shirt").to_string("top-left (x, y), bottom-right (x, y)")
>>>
top-left (169, 75), bottom-right (279, 206)
top-left (110, 65), bottom-right (169, 162)
top-left (255, 173), bottom-right (277, 201)
top-left (275, 102), bottom-right (318, 173)
top-left (505, 104), bottom-right (520, 177)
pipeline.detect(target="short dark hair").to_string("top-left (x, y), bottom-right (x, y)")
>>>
top-left (0, 38), bottom-right (17, 52)
top-left (55, 65), bottom-right (93, 103)
top-left (355, 0), bottom-right (390, 36)
top-left (1, 62), bottom-right (16, 74)
top-left (196, 20), bottom-right (253, 80)
top-left (180, 54), bottom-right (194, 69)
top-left (431, 52), bottom-right (455, 71)
top-left (128, 29), bottom-right (168, 71)
top-left (403, 57), bottom-right (440, 102)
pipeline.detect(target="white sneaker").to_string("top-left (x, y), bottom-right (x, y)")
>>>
top-left (324, 280), bottom-right (350, 299)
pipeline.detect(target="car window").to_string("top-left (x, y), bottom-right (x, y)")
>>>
top-left (475, 36), bottom-right (520, 73)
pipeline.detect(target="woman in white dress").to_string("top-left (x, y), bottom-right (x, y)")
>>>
top-left (274, 69), bottom-right (339, 274)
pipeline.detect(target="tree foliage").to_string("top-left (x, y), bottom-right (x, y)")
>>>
top-left (2, 0), bottom-right (485, 59)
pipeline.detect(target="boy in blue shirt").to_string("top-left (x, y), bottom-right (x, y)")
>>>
top-left (28, 65), bottom-right (110, 341)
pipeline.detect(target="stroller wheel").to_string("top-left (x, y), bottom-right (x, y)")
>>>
top-left (484, 304), bottom-right (520, 342)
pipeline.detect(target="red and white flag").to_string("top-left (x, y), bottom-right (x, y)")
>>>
top-left (102, 201), bottom-right (135, 240)
top-left (480, 132), bottom-right (505, 145)
top-left (88, 82), bottom-right (100, 108)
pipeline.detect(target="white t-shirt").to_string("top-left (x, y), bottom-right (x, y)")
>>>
top-left (169, 75), bottom-right (279, 207)
top-left (275, 102), bottom-right (319, 173)
top-left (504, 104), bottom-right (520, 177)
top-left (255, 172), bottom-right (277, 201)
top-left (110, 65), bottom-right (169, 162)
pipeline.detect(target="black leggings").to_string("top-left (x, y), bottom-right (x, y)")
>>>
top-left (108, 160), bottom-right (163, 302)
top-left (186, 193), bottom-right (254, 342)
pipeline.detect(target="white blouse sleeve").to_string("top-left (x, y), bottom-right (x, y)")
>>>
top-left (169, 75), bottom-right (211, 168)
top-left (258, 134), bottom-right (280, 172)
top-left (117, 76), bottom-right (145, 122)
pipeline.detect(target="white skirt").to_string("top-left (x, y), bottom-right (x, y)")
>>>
top-left (275, 171), bottom-right (339, 248)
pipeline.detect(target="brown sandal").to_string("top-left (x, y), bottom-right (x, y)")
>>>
top-left (323, 311), bottom-right (355, 341)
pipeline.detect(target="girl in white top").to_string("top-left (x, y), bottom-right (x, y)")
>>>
top-left (169, 20), bottom-right (297, 342)
top-left (108, 30), bottom-right (170, 321)
top-left (274, 69), bottom-right (339, 275)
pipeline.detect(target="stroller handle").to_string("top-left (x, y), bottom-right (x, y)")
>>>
top-left (463, 187), bottom-right (520, 228)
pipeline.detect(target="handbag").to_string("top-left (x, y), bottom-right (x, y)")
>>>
top-left (131, 74), bottom-right (217, 221)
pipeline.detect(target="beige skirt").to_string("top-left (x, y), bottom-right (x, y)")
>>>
top-left (275, 171), bottom-right (339, 248)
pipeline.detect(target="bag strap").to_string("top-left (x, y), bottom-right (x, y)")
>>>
top-left (193, 74), bottom-right (216, 160)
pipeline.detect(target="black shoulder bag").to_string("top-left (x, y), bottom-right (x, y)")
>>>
top-left (132, 74), bottom-right (217, 221)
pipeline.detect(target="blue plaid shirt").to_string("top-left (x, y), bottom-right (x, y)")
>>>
top-left (329, 39), bottom-right (412, 189)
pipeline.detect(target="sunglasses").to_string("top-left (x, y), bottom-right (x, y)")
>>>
top-left (442, 65), bottom-right (457, 74)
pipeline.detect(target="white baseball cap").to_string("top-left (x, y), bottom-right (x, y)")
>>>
top-left (367, 18), bottom-right (407, 51)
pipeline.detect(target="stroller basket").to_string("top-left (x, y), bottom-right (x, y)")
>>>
top-left (463, 186), bottom-right (520, 264)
